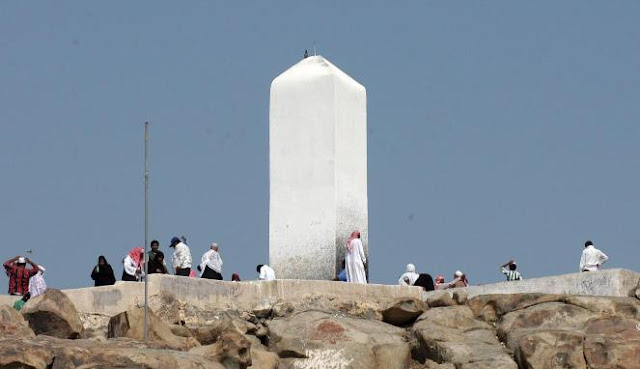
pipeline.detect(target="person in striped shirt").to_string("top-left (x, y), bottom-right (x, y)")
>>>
top-left (500, 259), bottom-right (522, 281)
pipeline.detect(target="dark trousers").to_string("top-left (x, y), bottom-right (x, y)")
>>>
top-left (175, 268), bottom-right (190, 276)
top-left (122, 272), bottom-right (138, 282)
top-left (201, 266), bottom-right (223, 280)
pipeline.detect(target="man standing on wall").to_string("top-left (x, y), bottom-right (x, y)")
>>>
top-left (579, 240), bottom-right (609, 272)
top-left (170, 237), bottom-right (192, 276)
top-left (199, 243), bottom-right (223, 280)
top-left (3, 256), bottom-right (39, 296)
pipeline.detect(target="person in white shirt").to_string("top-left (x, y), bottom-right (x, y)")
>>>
top-left (122, 247), bottom-right (144, 282)
top-left (257, 264), bottom-right (276, 281)
top-left (170, 236), bottom-right (192, 276)
top-left (29, 265), bottom-right (47, 298)
top-left (580, 240), bottom-right (609, 272)
top-left (345, 230), bottom-right (367, 284)
top-left (199, 242), bottom-right (223, 280)
top-left (398, 263), bottom-right (420, 286)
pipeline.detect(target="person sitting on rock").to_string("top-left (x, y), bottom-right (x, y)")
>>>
top-left (148, 251), bottom-right (169, 274)
top-left (13, 292), bottom-right (30, 311)
top-left (446, 271), bottom-right (469, 288)
top-left (28, 265), bottom-right (47, 298)
top-left (3, 256), bottom-right (40, 296)
top-left (434, 275), bottom-right (447, 290)
top-left (500, 259), bottom-right (523, 281)
top-left (579, 240), bottom-right (609, 272)
top-left (91, 255), bottom-right (116, 286)
top-left (337, 259), bottom-right (347, 282)
top-left (257, 264), bottom-right (276, 281)
top-left (398, 263), bottom-right (420, 286)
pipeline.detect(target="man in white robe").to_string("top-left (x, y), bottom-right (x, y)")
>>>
top-left (257, 264), bottom-right (276, 281)
top-left (345, 230), bottom-right (367, 284)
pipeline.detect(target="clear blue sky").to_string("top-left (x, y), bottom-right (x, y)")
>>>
top-left (1, 2), bottom-right (638, 289)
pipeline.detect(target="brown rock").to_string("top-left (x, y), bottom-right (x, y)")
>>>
top-left (0, 338), bottom-right (54, 369)
top-left (0, 304), bottom-right (35, 338)
top-left (247, 335), bottom-right (279, 369)
top-left (21, 288), bottom-right (84, 339)
top-left (583, 316), bottom-right (640, 368)
top-left (426, 292), bottom-right (457, 308)
top-left (190, 327), bottom-right (252, 369)
top-left (412, 306), bottom-right (516, 369)
top-left (269, 310), bottom-right (410, 369)
top-left (512, 330), bottom-right (586, 369)
top-left (497, 302), bottom-right (593, 342)
top-left (381, 297), bottom-right (428, 326)
top-left (467, 293), bottom-right (563, 323)
top-left (108, 307), bottom-right (199, 350)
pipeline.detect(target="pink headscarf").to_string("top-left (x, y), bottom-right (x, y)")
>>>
top-left (346, 231), bottom-right (361, 253)
top-left (128, 247), bottom-right (144, 266)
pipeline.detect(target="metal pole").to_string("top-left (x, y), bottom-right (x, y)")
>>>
top-left (143, 122), bottom-right (150, 341)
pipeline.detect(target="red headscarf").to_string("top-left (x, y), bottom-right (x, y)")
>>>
top-left (346, 230), bottom-right (361, 253)
top-left (128, 247), bottom-right (144, 266)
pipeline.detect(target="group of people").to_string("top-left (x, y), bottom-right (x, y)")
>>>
top-left (5, 236), bottom-right (612, 308)
top-left (395, 240), bottom-right (610, 291)
top-left (3, 256), bottom-right (47, 310)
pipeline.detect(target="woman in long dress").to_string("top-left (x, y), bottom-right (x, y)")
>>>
top-left (345, 230), bottom-right (367, 284)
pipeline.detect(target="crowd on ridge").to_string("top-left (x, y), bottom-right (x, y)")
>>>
top-left (3, 235), bottom-right (610, 310)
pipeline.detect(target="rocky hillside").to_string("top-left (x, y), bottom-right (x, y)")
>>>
top-left (2, 285), bottom-right (640, 368)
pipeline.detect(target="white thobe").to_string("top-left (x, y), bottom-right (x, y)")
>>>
top-left (123, 255), bottom-right (143, 280)
top-left (199, 249), bottom-right (223, 276)
top-left (172, 242), bottom-right (192, 270)
top-left (579, 245), bottom-right (609, 272)
top-left (398, 272), bottom-right (419, 286)
top-left (259, 265), bottom-right (276, 281)
top-left (345, 239), bottom-right (367, 284)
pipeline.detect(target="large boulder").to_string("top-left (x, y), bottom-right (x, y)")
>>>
top-left (21, 288), bottom-right (84, 339)
top-left (412, 306), bottom-right (517, 369)
top-left (426, 292), bottom-right (457, 308)
top-left (189, 324), bottom-right (252, 369)
top-left (512, 330), bottom-right (586, 369)
top-left (20, 335), bottom-right (226, 369)
top-left (380, 297), bottom-right (428, 326)
top-left (0, 304), bottom-right (35, 338)
top-left (0, 337), bottom-right (54, 369)
top-left (246, 335), bottom-right (279, 369)
top-left (108, 307), bottom-right (199, 350)
top-left (582, 316), bottom-right (640, 368)
top-left (268, 310), bottom-right (410, 369)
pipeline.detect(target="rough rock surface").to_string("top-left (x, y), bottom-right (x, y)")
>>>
top-left (4, 282), bottom-right (640, 369)
top-left (412, 305), bottom-right (517, 368)
top-left (20, 288), bottom-right (84, 339)
top-left (381, 297), bottom-right (428, 326)
top-left (108, 307), bottom-right (200, 350)
top-left (0, 335), bottom-right (225, 369)
top-left (268, 310), bottom-right (410, 369)
top-left (0, 304), bottom-right (35, 338)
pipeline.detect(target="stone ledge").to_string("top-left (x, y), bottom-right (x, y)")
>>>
top-left (426, 268), bottom-right (640, 299)
top-left (1, 269), bottom-right (638, 316)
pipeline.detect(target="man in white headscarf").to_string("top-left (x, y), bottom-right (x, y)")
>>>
top-left (398, 263), bottom-right (419, 286)
top-left (29, 265), bottom-right (47, 298)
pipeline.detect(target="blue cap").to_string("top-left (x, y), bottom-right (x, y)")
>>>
top-left (171, 237), bottom-right (180, 245)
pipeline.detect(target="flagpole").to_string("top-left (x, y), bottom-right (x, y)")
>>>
top-left (143, 122), bottom-right (150, 341)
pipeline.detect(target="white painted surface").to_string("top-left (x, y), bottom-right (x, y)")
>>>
top-left (269, 56), bottom-right (368, 280)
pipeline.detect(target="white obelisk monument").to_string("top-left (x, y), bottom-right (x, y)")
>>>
top-left (269, 55), bottom-right (368, 280)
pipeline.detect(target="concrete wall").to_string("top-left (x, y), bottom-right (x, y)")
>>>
top-left (425, 268), bottom-right (640, 299)
top-left (269, 55), bottom-right (368, 280)
top-left (2, 270), bottom-right (637, 316)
